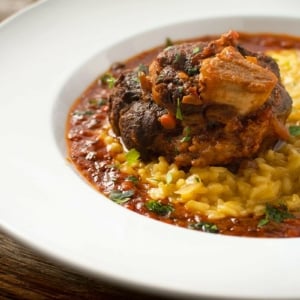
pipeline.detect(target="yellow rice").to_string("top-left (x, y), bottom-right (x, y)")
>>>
top-left (99, 49), bottom-right (300, 220)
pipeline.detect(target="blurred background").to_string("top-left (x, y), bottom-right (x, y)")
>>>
top-left (0, 0), bottom-right (37, 21)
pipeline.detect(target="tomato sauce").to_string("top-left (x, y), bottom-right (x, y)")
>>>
top-left (66, 32), bottom-right (300, 238)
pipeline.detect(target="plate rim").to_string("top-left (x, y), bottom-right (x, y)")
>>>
top-left (1, 1), bottom-right (300, 299)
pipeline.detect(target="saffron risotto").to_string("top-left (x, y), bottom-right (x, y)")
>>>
top-left (99, 49), bottom-right (300, 220)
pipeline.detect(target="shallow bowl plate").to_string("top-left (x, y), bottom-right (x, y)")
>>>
top-left (1, 0), bottom-right (300, 299)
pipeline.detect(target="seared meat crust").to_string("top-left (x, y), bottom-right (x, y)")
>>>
top-left (108, 31), bottom-right (292, 167)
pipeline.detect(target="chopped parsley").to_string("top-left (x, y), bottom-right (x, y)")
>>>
top-left (181, 126), bottom-right (191, 143)
top-left (177, 86), bottom-right (184, 94)
top-left (125, 148), bottom-right (140, 165)
top-left (109, 190), bottom-right (134, 204)
top-left (258, 203), bottom-right (295, 227)
top-left (192, 46), bottom-right (201, 54)
top-left (174, 53), bottom-right (181, 63)
top-left (137, 63), bottom-right (148, 74)
top-left (187, 66), bottom-right (199, 76)
top-left (165, 37), bottom-right (174, 47)
top-left (174, 52), bottom-right (184, 64)
top-left (88, 98), bottom-right (107, 107)
top-left (189, 221), bottom-right (219, 233)
top-left (176, 98), bottom-right (183, 120)
top-left (132, 76), bottom-right (140, 83)
top-left (126, 175), bottom-right (139, 185)
top-left (289, 125), bottom-right (300, 137)
top-left (156, 73), bottom-right (165, 84)
top-left (145, 200), bottom-right (174, 216)
top-left (101, 73), bottom-right (116, 88)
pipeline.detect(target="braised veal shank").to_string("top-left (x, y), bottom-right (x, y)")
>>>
top-left (109, 31), bottom-right (292, 167)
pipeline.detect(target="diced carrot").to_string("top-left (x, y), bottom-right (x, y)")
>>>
top-left (245, 56), bottom-right (258, 64)
top-left (139, 72), bottom-right (152, 91)
top-left (159, 113), bottom-right (176, 129)
top-left (177, 71), bottom-right (189, 80)
top-left (121, 180), bottom-right (134, 191)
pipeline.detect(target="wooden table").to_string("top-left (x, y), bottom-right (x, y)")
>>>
top-left (0, 2), bottom-right (169, 299)
top-left (0, 229), bottom-right (170, 299)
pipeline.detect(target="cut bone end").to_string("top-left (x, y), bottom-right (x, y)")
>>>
top-left (200, 46), bottom-right (278, 115)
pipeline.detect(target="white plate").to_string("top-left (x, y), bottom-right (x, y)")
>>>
top-left (1, 0), bottom-right (300, 299)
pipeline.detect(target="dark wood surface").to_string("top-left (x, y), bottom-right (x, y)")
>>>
top-left (0, 229), bottom-right (171, 299)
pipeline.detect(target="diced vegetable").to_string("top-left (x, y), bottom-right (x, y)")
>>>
top-left (125, 148), bottom-right (140, 165)
top-left (101, 73), bottom-right (116, 88)
top-left (181, 127), bottom-right (191, 143)
top-left (258, 203), bottom-right (294, 227)
top-left (289, 125), bottom-right (300, 136)
top-left (145, 200), bottom-right (174, 216)
top-left (159, 113), bottom-right (176, 129)
top-left (109, 190), bottom-right (134, 204)
top-left (189, 222), bottom-right (219, 233)
top-left (176, 98), bottom-right (183, 120)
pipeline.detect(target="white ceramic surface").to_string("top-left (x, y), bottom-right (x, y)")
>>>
top-left (1, 1), bottom-right (300, 299)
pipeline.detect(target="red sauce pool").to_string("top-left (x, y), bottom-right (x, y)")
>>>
top-left (66, 32), bottom-right (300, 237)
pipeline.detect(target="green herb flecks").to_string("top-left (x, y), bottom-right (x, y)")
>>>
top-left (192, 46), bottom-right (201, 54)
top-left (165, 37), bottom-right (173, 48)
top-left (176, 98), bottom-right (183, 120)
top-left (177, 86), bottom-right (184, 94)
top-left (174, 146), bottom-right (179, 156)
top-left (187, 66), bottom-right (199, 76)
top-left (145, 200), bottom-right (174, 216)
top-left (189, 222), bottom-right (219, 233)
top-left (137, 63), bottom-right (148, 74)
top-left (125, 148), bottom-right (140, 165)
top-left (156, 73), bottom-right (165, 84)
top-left (109, 190), bottom-right (134, 204)
top-left (192, 45), bottom-right (204, 54)
top-left (174, 52), bottom-right (184, 64)
top-left (289, 125), bottom-right (300, 137)
top-left (101, 73), bottom-right (116, 88)
top-left (126, 175), bottom-right (139, 185)
top-left (88, 98), bottom-right (107, 107)
top-left (258, 203), bottom-right (295, 227)
top-left (72, 110), bottom-right (94, 117)
top-left (132, 76), bottom-right (140, 84)
top-left (181, 126), bottom-right (191, 143)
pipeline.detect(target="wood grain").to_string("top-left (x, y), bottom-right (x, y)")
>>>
top-left (0, 230), bottom-right (170, 299)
